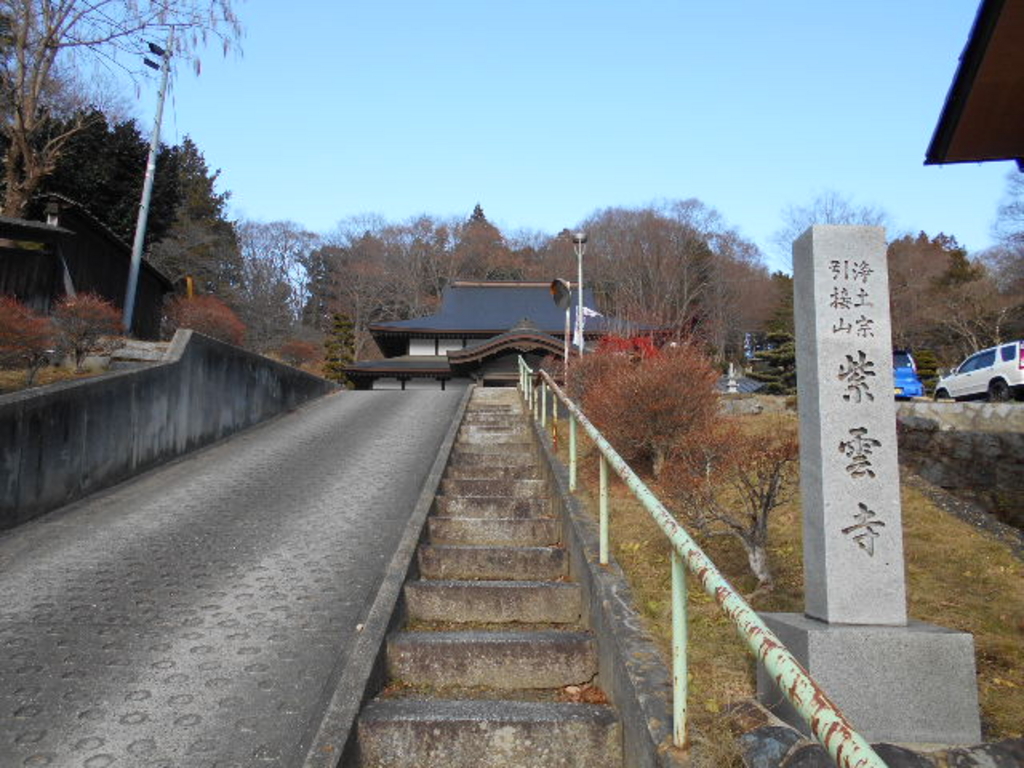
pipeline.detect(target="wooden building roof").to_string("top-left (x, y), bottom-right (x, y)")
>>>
top-left (926, 0), bottom-right (1024, 168)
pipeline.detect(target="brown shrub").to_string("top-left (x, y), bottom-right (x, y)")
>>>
top-left (52, 293), bottom-right (122, 371)
top-left (578, 341), bottom-right (720, 478)
top-left (0, 295), bottom-right (55, 385)
top-left (277, 339), bottom-right (320, 369)
top-left (165, 295), bottom-right (245, 347)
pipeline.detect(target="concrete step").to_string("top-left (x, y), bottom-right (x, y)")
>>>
top-left (356, 698), bottom-right (621, 768)
top-left (440, 477), bottom-right (546, 498)
top-left (469, 391), bottom-right (521, 405)
top-left (418, 544), bottom-right (567, 581)
top-left (428, 517), bottom-right (560, 547)
top-left (404, 580), bottom-right (581, 624)
top-left (461, 409), bottom-right (520, 420)
top-left (387, 630), bottom-right (597, 689)
top-left (434, 495), bottom-right (550, 519)
top-left (450, 448), bottom-right (534, 464)
top-left (456, 431), bottom-right (532, 447)
top-left (448, 449), bottom-right (535, 468)
top-left (445, 463), bottom-right (540, 481)
top-left (110, 339), bottom-right (171, 362)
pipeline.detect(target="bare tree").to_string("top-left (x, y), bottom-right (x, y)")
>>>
top-left (988, 170), bottom-right (1024, 298)
top-left (664, 416), bottom-right (799, 591)
top-left (993, 169), bottom-right (1024, 252)
top-left (0, 0), bottom-right (242, 216)
top-left (235, 220), bottom-right (320, 352)
top-left (580, 199), bottom-right (768, 347)
top-left (887, 233), bottom-right (962, 350)
top-left (772, 190), bottom-right (890, 271)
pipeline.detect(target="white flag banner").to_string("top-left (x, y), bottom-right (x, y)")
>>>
top-left (573, 306), bottom-right (601, 349)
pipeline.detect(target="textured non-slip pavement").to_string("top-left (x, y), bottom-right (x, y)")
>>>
top-left (0, 388), bottom-right (464, 768)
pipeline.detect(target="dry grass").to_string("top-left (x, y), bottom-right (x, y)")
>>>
top-left (552, 409), bottom-right (1023, 757)
top-left (0, 365), bottom-right (103, 394)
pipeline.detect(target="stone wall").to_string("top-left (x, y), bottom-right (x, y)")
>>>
top-left (896, 402), bottom-right (1024, 526)
top-left (0, 330), bottom-right (336, 529)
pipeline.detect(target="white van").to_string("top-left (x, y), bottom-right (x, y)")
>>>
top-left (934, 340), bottom-right (1024, 402)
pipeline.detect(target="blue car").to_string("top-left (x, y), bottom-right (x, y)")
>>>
top-left (893, 349), bottom-right (924, 399)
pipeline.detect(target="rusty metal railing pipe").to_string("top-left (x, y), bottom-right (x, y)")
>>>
top-left (523, 362), bottom-right (886, 768)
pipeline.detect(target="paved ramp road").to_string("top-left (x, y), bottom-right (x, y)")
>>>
top-left (0, 389), bottom-right (464, 768)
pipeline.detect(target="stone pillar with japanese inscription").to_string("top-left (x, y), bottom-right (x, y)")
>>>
top-left (757, 226), bottom-right (981, 745)
top-left (795, 225), bottom-right (906, 625)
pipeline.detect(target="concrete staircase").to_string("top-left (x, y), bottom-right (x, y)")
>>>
top-left (108, 338), bottom-right (171, 369)
top-left (355, 387), bottom-right (623, 767)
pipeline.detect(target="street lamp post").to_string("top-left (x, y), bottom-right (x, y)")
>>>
top-left (123, 32), bottom-right (173, 335)
top-left (573, 232), bottom-right (587, 352)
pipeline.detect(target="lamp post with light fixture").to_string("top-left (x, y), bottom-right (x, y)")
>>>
top-left (573, 232), bottom-right (587, 352)
top-left (123, 31), bottom-right (173, 334)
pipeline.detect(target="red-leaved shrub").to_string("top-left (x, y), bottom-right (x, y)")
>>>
top-left (165, 295), bottom-right (245, 347)
top-left (575, 341), bottom-right (719, 479)
top-left (52, 293), bottom-right (122, 371)
top-left (0, 295), bottom-right (55, 385)
top-left (277, 339), bottom-right (320, 369)
top-left (595, 333), bottom-right (658, 360)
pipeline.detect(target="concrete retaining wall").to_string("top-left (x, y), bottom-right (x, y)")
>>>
top-left (0, 330), bottom-right (336, 529)
top-left (896, 402), bottom-right (1024, 525)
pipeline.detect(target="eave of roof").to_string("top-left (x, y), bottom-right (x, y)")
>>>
top-left (926, 0), bottom-right (1024, 167)
top-left (0, 216), bottom-right (73, 235)
top-left (344, 355), bottom-right (452, 377)
top-left (447, 329), bottom-right (565, 366)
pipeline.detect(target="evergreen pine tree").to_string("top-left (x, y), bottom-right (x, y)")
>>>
top-left (748, 329), bottom-right (797, 395)
top-left (324, 313), bottom-right (355, 387)
top-left (745, 272), bottom-right (797, 395)
top-left (912, 348), bottom-right (940, 394)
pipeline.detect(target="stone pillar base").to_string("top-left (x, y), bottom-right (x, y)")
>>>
top-left (756, 613), bottom-right (981, 746)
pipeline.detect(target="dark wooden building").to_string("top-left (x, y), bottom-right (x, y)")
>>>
top-left (345, 279), bottom-right (624, 389)
top-left (0, 194), bottom-right (172, 339)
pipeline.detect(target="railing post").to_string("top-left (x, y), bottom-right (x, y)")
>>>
top-left (672, 551), bottom-right (688, 748)
top-left (599, 454), bottom-right (609, 565)
top-left (541, 380), bottom-right (547, 429)
top-left (569, 413), bottom-right (577, 491)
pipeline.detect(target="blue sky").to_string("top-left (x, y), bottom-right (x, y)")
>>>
top-left (140, 1), bottom-right (1012, 272)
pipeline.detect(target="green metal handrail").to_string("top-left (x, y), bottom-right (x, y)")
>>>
top-left (517, 357), bottom-right (887, 768)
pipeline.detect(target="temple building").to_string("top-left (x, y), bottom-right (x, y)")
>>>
top-left (345, 279), bottom-right (619, 389)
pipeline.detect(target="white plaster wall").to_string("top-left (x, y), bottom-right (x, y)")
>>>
top-left (405, 379), bottom-right (441, 390)
top-left (409, 339), bottom-right (435, 355)
top-left (436, 339), bottom-right (465, 354)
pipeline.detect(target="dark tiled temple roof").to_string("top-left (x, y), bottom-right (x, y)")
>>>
top-left (369, 280), bottom-right (608, 336)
